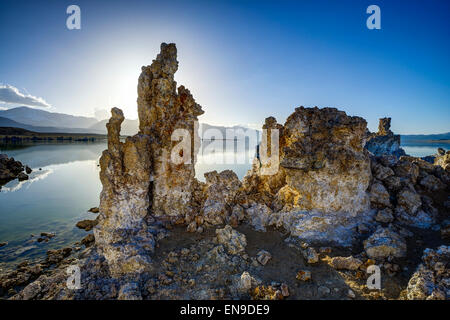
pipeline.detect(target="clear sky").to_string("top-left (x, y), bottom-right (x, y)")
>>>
top-left (0, 0), bottom-right (449, 134)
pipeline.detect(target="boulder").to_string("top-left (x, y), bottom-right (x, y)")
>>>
top-left (375, 208), bottom-right (394, 223)
top-left (364, 227), bottom-right (406, 259)
top-left (406, 246), bottom-right (449, 300)
top-left (201, 170), bottom-right (241, 226)
top-left (396, 188), bottom-right (422, 214)
top-left (215, 225), bottom-right (247, 255)
top-left (419, 174), bottom-right (446, 192)
top-left (329, 256), bottom-right (363, 270)
top-left (256, 250), bottom-right (272, 266)
top-left (369, 182), bottom-right (391, 208)
top-left (76, 219), bottom-right (98, 231)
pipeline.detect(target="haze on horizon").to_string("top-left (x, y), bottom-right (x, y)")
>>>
top-left (0, 0), bottom-right (449, 134)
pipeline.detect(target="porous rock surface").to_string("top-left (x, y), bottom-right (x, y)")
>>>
top-left (4, 43), bottom-right (450, 301)
top-left (241, 107), bottom-right (373, 244)
top-left (94, 43), bottom-right (204, 276)
top-left (365, 118), bottom-right (406, 157)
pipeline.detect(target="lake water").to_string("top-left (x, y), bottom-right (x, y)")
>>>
top-left (0, 140), bottom-right (448, 272)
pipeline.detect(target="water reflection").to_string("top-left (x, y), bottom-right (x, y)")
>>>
top-left (0, 142), bottom-right (105, 271)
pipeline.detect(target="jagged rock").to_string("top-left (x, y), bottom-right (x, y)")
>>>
top-left (118, 283), bottom-right (142, 300)
top-left (238, 272), bottom-right (254, 291)
top-left (88, 207), bottom-right (99, 213)
top-left (434, 151), bottom-right (450, 171)
top-left (138, 43), bottom-right (204, 221)
top-left (396, 188), bottom-right (422, 214)
top-left (395, 209), bottom-right (434, 229)
top-left (245, 203), bottom-right (273, 232)
top-left (379, 154), bottom-right (398, 167)
top-left (393, 159), bottom-right (419, 184)
top-left (375, 208), bottom-right (394, 223)
top-left (372, 162), bottom-right (394, 181)
top-left (215, 225), bottom-right (247, 255)
top-left (81, 234), bottom-right (95, 247)
top-left (17, 172), bottom-right (28, 181)
top-left (251, 285), bottom-right (283, 300)
top-left (200, 170), bottom-right (241, 226)
top-left (296, 270), bottom-right (312, 281)
top-left (329, 256), bottom-right (363, 270)
top-left (383, 175), bottom-right (402, 192)
top-left (419, 173), bottom-right (446, 191)
top-left (243, 107), bottom-right (372, 243)
top-left (229, 205), bottom-right (245, 227)
top-left (94, 43), bottom-right (204, 276)
top-left (0, 155), bottom-right (27, 185)
top-left (20, 281), bottom-right (42, 300)
top-left (256, 250), bottom-right (272, 266)
top-left (46, 247), bottom-right (72, 265)
top-left (280, 283), bottom-right (289, 297)
top-left (279, 107), bottom-right (371, 213)
top-left (364, 226), bottom-right (406, 259)
top-left (76, 219), bottom-right (98, 231)
top-left (401, 156), bottom-right (436, 173)
top-left (94, 107), bottom-right (154, 276)
top-left (369, 182), bottom-right (392, 208)
top-left (302, 247), bottom-right (319, 264)
top-left (406, 246), bottom-right (449, 300)
top-left (365, 118), bottom-right (405, 157)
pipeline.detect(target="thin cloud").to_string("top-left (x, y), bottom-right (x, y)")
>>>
top-left (0, 84), bottom-right (51, 108)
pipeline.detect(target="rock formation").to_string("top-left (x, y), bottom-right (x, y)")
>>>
top-left (368, 154), bottom-right (449, 228)
top-left (94, 107), bottom-right (155, 276)
top-left (0, 154), bottom-right (30, 188)
top-left (6, 43), bottom-right (449, 301)
top-left (137, 43), bottom-right (204, 223)
top-left (94, 43), bottom-right (204, 276)
top-left (365, 118), bottom-right (406, 157)
top-left (241, 107), bottom-right (373, 244)
top-left (406, 246), bottom-right (449, 300)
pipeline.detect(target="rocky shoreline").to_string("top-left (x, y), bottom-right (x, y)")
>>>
top-left (0, 43), bottom-right (448, 300)
top-left (0, 154), bottom-right (32, 189)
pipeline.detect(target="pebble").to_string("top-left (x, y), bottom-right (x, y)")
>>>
top-left (281, 283), bottom-right (289, 297)
top-left (318, 286), bottom-right (330, 297)
top-left (347, 289), bottom-right (356, 299)
top-left (256, 250), bottom-right (272, 266)
top-left (296, 270), bottom-right (312, 281)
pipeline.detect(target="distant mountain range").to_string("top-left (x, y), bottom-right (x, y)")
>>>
top-left (402, 132), bottom-right (450, 142)
top-left (0, 106), bottom-right (447, 142)
top-left (0, 106), bottom-right (132, 135)
top-left (0, 106), bottom-right (260, 137)
top-left (0, 106), bottom-right (98, 129)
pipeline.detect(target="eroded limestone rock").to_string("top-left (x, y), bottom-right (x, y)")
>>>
top-left (215, 225), bottom-right (247, 255)
top-left (406, 246), bottom-right (449, 300)
top-left (365, 118), bottom-right (406, 157)
top-left (95, 43), bottom-right (204, 276)
top-left (242, 107), bottom-right (372, 244)
top-left (200, 170), bottom-right (242, 226)
top-left (364, 226), bottom-right (406, 260)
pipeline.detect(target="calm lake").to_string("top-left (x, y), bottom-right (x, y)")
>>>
top-left (0, 140), bottom-right (447, 272)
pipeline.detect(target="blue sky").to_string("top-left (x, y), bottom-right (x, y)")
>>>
top-left (0, 0), bottom-right (449, 134)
